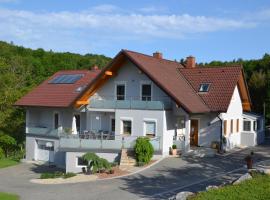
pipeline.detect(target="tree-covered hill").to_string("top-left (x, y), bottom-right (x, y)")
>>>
top-left (0, 41), bottom-right (111, 143)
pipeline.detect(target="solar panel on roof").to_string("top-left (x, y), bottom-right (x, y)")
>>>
top-left (49, 74), bottom-right (84, 84)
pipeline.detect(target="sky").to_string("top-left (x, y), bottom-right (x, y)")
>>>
top-left (0, 0), bottom-right (270, 62)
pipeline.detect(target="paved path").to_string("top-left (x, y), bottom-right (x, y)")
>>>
top-left (0, 143), bottom-right (269, 200)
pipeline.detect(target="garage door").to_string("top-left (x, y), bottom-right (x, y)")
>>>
top-left (36, 140), bottom-right (54, 162)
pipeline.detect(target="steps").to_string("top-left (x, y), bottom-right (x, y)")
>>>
top-left (119, 149), bottom-right (136, 169)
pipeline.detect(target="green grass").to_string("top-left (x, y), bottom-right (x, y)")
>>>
top-left (40, 171), bottom-right (76, 179)
top-left (0, 159), bottom-right (19, 169)
top-left (189, 173), bottom-right (270, 200)
top-left (0, 192), bottom-right (19, 200)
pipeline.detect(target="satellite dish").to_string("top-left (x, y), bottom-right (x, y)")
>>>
top-left (46, 142), bottom-right (53, 147)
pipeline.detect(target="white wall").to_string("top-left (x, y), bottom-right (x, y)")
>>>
top-left (90, 60), bottom-right (169, 102)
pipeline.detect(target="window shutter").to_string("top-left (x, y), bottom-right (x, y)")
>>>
top-left (224, 120), bottom-right (227, 135)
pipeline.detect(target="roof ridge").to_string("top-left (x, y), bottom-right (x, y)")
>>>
top-left (122, 49), bottom-right (184, 67)
top-left (177, 68), bottom-right (210, 110)
top-left (194, 65), bottom-right (242, 69)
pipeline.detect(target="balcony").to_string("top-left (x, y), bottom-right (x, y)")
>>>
top-left (88, 96), bottom-right (172, 110)
top-left (59, 135), bottom-right (162, 152)
top-left (26, 126), bottom-right (60, 139)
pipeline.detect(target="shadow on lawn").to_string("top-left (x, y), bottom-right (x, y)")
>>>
top-left (119, 144), bottom-right (270, 199)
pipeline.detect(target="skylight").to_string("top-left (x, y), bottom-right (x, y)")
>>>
top-left (49, 74), bottom-right (83, 84)
top-left (199, 83), bottom-right (210, 92)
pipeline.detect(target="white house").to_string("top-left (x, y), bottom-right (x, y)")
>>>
top-left (15, 50), bottom-right (265, 172)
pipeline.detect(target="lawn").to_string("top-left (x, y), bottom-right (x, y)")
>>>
top-left (190, 173), bottom-right (270, 200)
top-left (0, 158), bottom-right (19, 169)
top-left (0, 192), bottom-right (19, 200)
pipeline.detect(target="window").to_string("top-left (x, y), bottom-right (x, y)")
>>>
top-left (74, 114), bottom-right (81, 132)
top-left (122, 120), bottom-right (132, 135)
top-left (236, 119), bottom-right (239, 132)
top-left (111, 118), bottom-right (115, 132)
top-left (253, 121), bottom-right (257, 131)
top-left (243, 120), bottom-right (251, 131)
top-left (54, 113), bottom-right (59, 129)
top-left (116, 84), bottom-right (125, 100)
top-left (223, 120), bottom-right (227, 135)
top-left (199, 83), bottom-right (210, 92)
top-left (141, 84), bottom-right (152, 101)
top-left (231, 119), bottom-right (234, 133)
top-left (145, 121), bottom-right (156, 137)
top-left (37, 140), bottom-right (54, 151)
top-left (49, 74), bottom-right (83, 84)
top-left (257, 119), bottom-right (261, 131)
top-left (77, 157), bottom-right (88, 166)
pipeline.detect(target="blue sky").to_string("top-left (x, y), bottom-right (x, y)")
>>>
top-left (0, 0), bottom-right (269, 62)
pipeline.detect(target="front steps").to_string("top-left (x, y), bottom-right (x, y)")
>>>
top-left (119, 149), bottom-right (136, 169)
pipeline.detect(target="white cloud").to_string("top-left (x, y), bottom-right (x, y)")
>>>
top-left (0, 6), bottom-right (259, 53)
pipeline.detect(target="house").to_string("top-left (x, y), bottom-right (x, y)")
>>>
top-left (15, 50), bottom-right (265, 173)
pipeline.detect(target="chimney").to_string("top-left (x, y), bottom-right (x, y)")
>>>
top-left (153, 51), bottom-right (163, 59)
top-left (186, 56), bottom-right (196, 68)
top-left (92, 65), bottom-right (99, 70)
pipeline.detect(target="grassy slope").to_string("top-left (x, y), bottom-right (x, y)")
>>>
top-left (0, 192), bottom-right (19, 200)
top-left (0, 158), bottom-right (19, 169)
top-left (190, 174), bottom-right (270, 200)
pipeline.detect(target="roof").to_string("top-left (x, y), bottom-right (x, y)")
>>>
top-left (15, 69), bottom-right (100, 107)
top-left (122, 50), bottom-right (210, 113)
top-left (15, 49), bottom-right (251, 113)
top-left (179, 66), bottom-right (243, 112)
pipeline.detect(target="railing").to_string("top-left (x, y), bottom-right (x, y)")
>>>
top-left (59, 135), bottom-right (162, 151)
top-left (26, 127), bottom-right (61, 138)
top-left (88, 96), bottom-right (172, 110)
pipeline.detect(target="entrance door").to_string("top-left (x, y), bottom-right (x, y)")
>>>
top-left (190, 119), bottom-right (199, 146)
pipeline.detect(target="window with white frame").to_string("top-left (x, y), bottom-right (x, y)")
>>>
top-left (122, 120), bottom-right (132, 135)
top-left (243, 120), bottom-right (251, 131)
top-left (116, 84), bottom-right (125, 100)
top-left (141, 84), bottom-right (152, 101)
top-left (253, 121), bottom-right (257, 131)
top-left (144, 121), bottom-right (156, 137)
top-left (77, 157), bottom-right (88, 166)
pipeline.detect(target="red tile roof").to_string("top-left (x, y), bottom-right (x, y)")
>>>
top-left (15, 69), bottom-right (100, 107)
top-left (179, 66), bottom-right (243, 112)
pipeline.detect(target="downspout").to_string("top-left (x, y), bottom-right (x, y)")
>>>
top-left (217, 113), bottom-right (223, 153)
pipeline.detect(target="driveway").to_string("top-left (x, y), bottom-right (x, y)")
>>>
top-left (0, 143), bottom-right (270, 200)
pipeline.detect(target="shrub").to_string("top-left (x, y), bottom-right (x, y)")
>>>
top-left (0, 133), bottom-right (16, 157)
top-left (134, 137), bottom-right (154, 165)
top-left (40, 171), bottom-right (63, 179)
top-left (0, 147), bottom-right (4, 159)
top-left (172, 144), bottom-right (177, 149)
top-left (63, 172), bottom-right (76, 179)
top-left (82, 152), bottom-right (111, 173)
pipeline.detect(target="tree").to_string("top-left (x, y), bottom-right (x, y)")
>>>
top-left (134, 137), bottom-right (154, 165)
top-left (0, 132), bottom-right (16, 157)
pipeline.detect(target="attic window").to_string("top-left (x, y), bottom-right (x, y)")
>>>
top-left (199, 83), bottom-right (210, 92)
top-left (49, 74), bottom-right (83, 84)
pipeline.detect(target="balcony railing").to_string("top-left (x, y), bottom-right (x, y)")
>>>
top-left (59, 135), bottom-right (162, 151)
top-left (26, 126), bottom-right (61, 138)
top-left (88, 96), bottom-right (172, 110)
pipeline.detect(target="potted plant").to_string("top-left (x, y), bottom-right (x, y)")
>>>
top-left (245, 151), bottom-right (254, 169)
top-left (82, 167), bottom-right (86, 174)
top-left (171, 144), bottom-right (177, 156)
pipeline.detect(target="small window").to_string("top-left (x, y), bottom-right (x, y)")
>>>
top-left (111, 118), bottom-right (115, 132)
top-left (77, 157), bottom-right (88, 166)
top-left (122, 120), bottom-right (132, 135)
top-left (253, 121), bottom-right (257, 131)
top-left (116, 84), bottom-right (125, 100)
top-left (243, 120), bottom-right (251, 131)
top-left (141, 84), bottom-right (152, 101)
top-left (54, 113), bottom-right (59, 129)
top-left (145, 121), bottom-right (156, 137)
top-left (199, 83), bottom-right (210, 92)
top-left (231, 119), bottom-right (234, 133)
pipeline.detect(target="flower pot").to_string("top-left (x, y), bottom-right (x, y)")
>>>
top-left (109, 169), bottom-right (115, 174)
top-left (82, 167), bottom-right (86, 174)
top-left (171, 149), bottom-right (177, 156)
top-left (245, 157), bottom-right (253, 169)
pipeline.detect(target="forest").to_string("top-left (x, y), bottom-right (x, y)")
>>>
top-left (0, 40), bottom-right (269, 158)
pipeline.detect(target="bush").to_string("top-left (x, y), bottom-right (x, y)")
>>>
top-left (134, 137), bottom-right (154, 165)
top-left (0, 147), bottom-right (4, 159)
top-left (172, 144), bottom-right (177, 149)
top-left (82, 152), bottom-right (111, 173)
top-left (63, 172), bottom-right (76, 179)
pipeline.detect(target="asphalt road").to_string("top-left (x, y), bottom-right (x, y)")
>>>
top-left (0, 144), bottom-right (269, 200)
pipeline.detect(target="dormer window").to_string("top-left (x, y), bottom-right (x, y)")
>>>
top-left (199, 83), bottom-right (210, 92)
